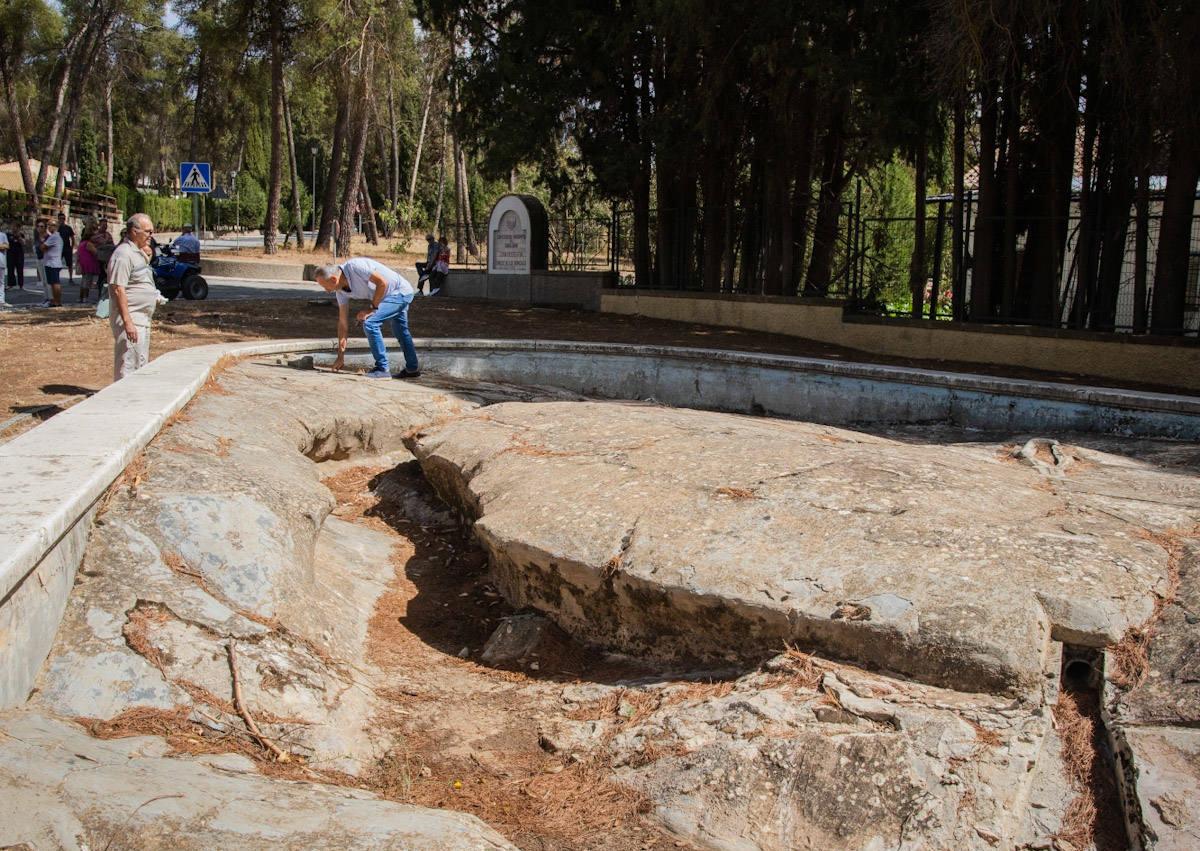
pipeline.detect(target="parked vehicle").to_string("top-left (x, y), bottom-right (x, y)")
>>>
top-left (152, 241), bottom-right (207, 300)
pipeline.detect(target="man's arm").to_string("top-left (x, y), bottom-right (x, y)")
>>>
top-left (332, 296), bottom-right (349, 371)
top-left (354, 271), bottom-right (389, 322)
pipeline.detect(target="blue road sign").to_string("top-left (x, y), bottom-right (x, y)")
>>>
top-left (180, 162), bottom-right (212, 194)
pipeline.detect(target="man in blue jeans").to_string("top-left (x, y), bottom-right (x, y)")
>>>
top-left (315, 258), bottom-right (420, 378)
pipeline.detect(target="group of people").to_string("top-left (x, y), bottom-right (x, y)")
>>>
top-left (0, 212), bottom-right (115, 308)
top-left (3, 207), bottom-right (440, 385)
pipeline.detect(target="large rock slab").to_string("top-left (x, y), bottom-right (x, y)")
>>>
top-left (545, 651), bottom-right (1069, 850)
top-left (0, 710), bottom-right (515, 850)
top-left (407, 401), bottom-right (1196, 695)
top-left (31, 363), bottom-right (479, 773)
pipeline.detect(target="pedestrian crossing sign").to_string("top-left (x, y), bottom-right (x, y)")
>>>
top-left (179, 162), bottom-right (212, 194)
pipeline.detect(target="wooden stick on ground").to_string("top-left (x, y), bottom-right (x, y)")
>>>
top-left (226, 639), bottom-right (290, 763)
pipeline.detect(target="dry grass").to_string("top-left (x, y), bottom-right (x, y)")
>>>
top-left (1052, 690), bottom-right (1103, 849)
top-left (566, 688), bottom-right (661, 730)
top-left (967, 719), bottom-right (1002, 748)
top-left (1108, 526), bottom-right (1194, 689)
top-left (664, 679), bottom-right (735, 706)
top-left (715, 486), bottom-right (757, 500)
top-left (759, 647), bottom-right (825, 692)
top-left (121, 604), bottom-right (172, 673)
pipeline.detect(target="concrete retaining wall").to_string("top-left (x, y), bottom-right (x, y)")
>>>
top-left (201, 256), bottom-right (314, 281)
top-left (442, 270), bottom-right (614, 310)
top-left (600, 290), bottom-right (1200, 392)
top-left (4, 336), bottom-right (1198, 708)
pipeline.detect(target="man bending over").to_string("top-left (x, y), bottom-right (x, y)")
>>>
top-left (315, 258), bottom-right (420, 379)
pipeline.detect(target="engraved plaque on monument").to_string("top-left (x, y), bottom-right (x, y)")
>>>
top-left (487, 194), bottom-right (549, 275)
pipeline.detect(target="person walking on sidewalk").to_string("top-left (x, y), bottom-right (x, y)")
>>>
top-left (314, 257), bottom-right (420, 379)
top-left (108, 214), bottom-right (159, 379)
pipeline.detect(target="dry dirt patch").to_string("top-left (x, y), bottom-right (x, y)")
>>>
top-left (322, 462), bottom-right (692, 850)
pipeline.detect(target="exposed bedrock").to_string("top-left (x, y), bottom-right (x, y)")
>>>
top-left (1106, 541), bottom-right (1200, 850)
top-left (31, 363), bottom-right (478, 773)
top-left (406, 401), bottom-right (1198, 697)
top-left (0, 710), bottom-right (515, 850)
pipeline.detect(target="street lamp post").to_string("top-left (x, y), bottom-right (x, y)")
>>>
top-left (310, 145), bottom-right (318, 237)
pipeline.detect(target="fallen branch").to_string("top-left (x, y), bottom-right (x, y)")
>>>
top-left (226, 639), bottom-right (290, 763)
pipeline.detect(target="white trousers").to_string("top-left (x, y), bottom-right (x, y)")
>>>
top-left (112, 314), bottom-right (152, 380)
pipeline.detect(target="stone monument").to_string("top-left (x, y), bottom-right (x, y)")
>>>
top-left (487, 194), bottom-right (548, 275)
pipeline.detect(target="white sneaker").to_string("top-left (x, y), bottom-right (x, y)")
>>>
top-left (430, 288), bottom-right (441, 296)
top-left (38, 299), bottom-right (52, 307)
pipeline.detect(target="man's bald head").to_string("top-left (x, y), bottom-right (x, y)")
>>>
top-left (126, 213), bottom-right (154, 249)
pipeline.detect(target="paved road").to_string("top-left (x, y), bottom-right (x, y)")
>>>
top-left (2, 260), bottom-right (326, 310)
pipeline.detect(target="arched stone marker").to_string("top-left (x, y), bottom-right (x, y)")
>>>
top-left (487, 194), bottom-right (548, 275)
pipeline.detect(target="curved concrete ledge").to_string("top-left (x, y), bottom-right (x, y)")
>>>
top-left (3, 337), bottom-right (1198, 706)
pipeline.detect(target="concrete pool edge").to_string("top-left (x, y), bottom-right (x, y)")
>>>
top-left (2, 336), bottom-right (1197, 708)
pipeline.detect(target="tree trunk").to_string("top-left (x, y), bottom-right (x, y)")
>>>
top-left (457, 142), bottom-right (478, 255)
top-left (104, 78), bottom-right (114, 186)
top-left (1, 65), bottom-right (36, 195)
top-left (433, 112), bottom-right (447, 233)
top-left (283, 85), bottom-right (305, 249)
top-left (951, 99), bottom-right (965, 319)
top-left (1150, 128), bottom-right (1200, 334)
top-left (452, 128), bottom-right (464, 263)
top-left (999, 78), bottom-right (1020, 319)
top-left (359, 174), bottom-right (378, 244)
top-left (789, 84), bottom-right (818, 294)
top-left (971, 87), bottom-right (999, 321)
top-left (1133, 167), bottom-right (1150, 334)
top-left (190, 46), bottom-right (206, 159)
top-left (263, 3), bottom-right (285, 254)
top-left (35, 28), bottom-right (82, 197)
top-left (804, 93), bottom-right (848, 296)
top-left (387, 69), bottom-right (400, 207)
top-left (632, 167), bottom-right (652, 287)
top-left (337, 52), bottom-right (373, 258)
top-left (315, 71), bottom-right (350, 251)
top-left (908, 125), bottom-right (928, 318)
top-left (405, 66), bottom-right (437, 229)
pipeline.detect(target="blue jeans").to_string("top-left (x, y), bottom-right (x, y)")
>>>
top-left (363, 293), bottom-right (418, 372)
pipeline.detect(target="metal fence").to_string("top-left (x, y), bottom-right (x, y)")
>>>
top-left (846, 192), bottom-right (1200, 336)
top-left (611, 205), bottom-right (856, 296)
top-left (452, 217), bottom-right (614, 272)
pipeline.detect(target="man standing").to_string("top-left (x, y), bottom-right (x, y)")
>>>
top-left (5, 223), bottom-right (24, 290)
top-left (40, 219), bottom-right (65, 307)
top-left (314, 257), bottom-right (419, 379)
top-left (57, 212), bottom-right (75, 285)
top-left (108, 213), bottom-right (159, 380)
top-left (0, 224), bottom-right (8, 310)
